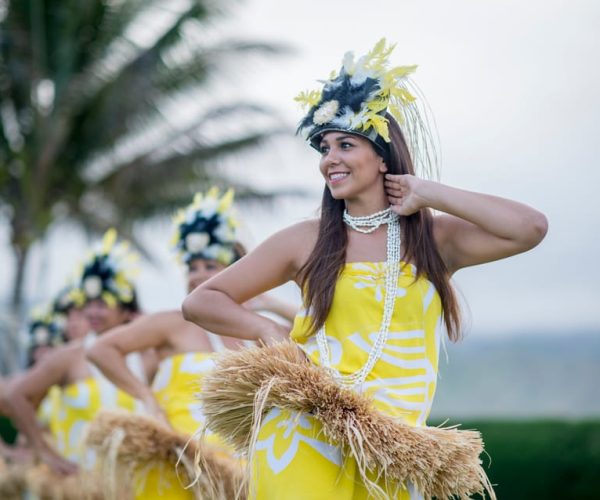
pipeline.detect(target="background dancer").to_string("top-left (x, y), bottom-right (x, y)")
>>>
top-left (6, 229), bottom-right (154, 475)
top-left (87, 187), bottom-right (296, 499)
top-left (0, 295), bottom-right (81, 466)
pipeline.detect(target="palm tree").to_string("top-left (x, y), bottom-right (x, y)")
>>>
top-left (0, 0), bottom-right (289, 326)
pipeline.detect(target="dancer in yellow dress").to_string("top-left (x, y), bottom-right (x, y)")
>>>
top-left (86, 188), bottom-right (296, 498)
top-left (6, 229), bottom-right (154, 477)
top-left (36, 283), bottom-right (90, 452)
top-left (0, 285), bottom-right (92, 498)
top-left (182, 39), bottom-right (548, 499)
top-left (26, 306), bottom-right (68, 452)
top-left (1, 291), bottom-right (86, 460)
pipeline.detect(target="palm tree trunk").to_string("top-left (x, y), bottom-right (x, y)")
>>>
top-left (11, 242), bottom-right (30, 318)
top-left (0, 242), bottom-right (30, 374)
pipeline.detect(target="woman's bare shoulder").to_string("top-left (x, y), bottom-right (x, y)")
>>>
top-left (276, 218), bottom-right (319, 238)
top-left (268, 218), bottom-right (319, 269)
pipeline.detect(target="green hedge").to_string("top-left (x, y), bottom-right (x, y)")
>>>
top-left (433, 420), bottom-right (600, 499)
top-left (1, 416), bottom-right (599, 498)
top-left (0, 415), bottom-right (17, 445)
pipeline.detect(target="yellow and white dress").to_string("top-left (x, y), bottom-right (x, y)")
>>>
top-left (37, 385), bottom-right (62, 443)
top-left (134, 350), bottom-right (223, 499)
top-left (53, 375), bottom-right (140, 467)
top-left (52, 334), bottom-right (146, 467)
top-left (252, 261), bottom-right (443, 500)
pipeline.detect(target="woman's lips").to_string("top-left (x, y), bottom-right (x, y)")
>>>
top-left (329, 172), bottom-right (349, 185)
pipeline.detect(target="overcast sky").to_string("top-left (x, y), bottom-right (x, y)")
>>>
top-left (2, 0), bottom-right (599, 337)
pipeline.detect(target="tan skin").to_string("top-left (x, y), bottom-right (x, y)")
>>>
top-left (182, 131), bottom-right (548, 345)
top-left (63, 307), bottom-right (90, 342)
top-left (5, 300), bottom-right (155, 475)
top-left (86, 258), bottom-right (297, 426)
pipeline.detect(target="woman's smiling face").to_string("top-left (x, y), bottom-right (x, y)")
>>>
top-left (318, 132), bottom-right (387, 201)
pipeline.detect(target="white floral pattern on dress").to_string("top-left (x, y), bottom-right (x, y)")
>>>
top-left (350, 262), bottom-right (408, 300)
top-left (256, 408), bottom-right (342, 474)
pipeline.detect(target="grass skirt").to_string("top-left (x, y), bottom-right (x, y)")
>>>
top-left (200, 342), bottom-right (496, 500)
top-left (85, 409), bottom-right (245, 499)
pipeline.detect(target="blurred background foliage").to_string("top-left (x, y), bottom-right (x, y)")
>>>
top-left (466, 420), bottom-right (600, 500)
top-left (0, 0), bottom-right (289, 322)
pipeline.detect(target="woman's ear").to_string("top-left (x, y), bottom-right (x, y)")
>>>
top-left (379, 157), bottom-right (388, 173)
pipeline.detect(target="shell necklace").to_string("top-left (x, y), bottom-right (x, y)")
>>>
top-left (316, 207), bottom-right (401, 388)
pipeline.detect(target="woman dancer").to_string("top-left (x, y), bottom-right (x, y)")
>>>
top-left (182, 39), bottom-right (547, 499)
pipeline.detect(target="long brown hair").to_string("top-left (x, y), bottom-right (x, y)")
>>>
top-left (298, 114), bottom-right (462, 342)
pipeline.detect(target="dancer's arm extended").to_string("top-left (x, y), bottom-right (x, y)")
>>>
top-left (183, 220), bottom-right (316, 344)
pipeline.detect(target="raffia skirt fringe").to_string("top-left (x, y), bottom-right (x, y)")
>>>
top-left (200, 342), bottom-right (496, 500)
top-left (85, 409), bottom-right (245, 499)
top-left (1, 452), bottom-right (105, 500)
top-left (0, 459), bottom-right (26, 500)
top-left (0, 463), bottom-right (104, 500)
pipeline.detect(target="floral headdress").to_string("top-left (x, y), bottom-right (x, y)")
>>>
top-left (295, 38), bottom-right (437, 176)
top-left (74, 229), bottom-right (139, 309)
top-left (52, 281), bottom-right (83, 314)
top-left (171, 187), bottom-right (239, 266)
top-left (27, 306), bottom-right (65, 350)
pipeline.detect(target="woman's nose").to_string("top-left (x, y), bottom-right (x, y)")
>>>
top-left (324, 149), bottom-right (340, 166)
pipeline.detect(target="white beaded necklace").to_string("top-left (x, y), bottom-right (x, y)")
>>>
top-left (317, 207), bottom-right (401, 388)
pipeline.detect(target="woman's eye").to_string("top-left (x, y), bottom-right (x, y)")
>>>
top-left (341, 142), bottom-right (352, 149)
top-left (319, 145), bottom-right (329, 154)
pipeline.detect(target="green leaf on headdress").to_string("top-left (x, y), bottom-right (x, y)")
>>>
top-left (391, 87), bottom-right (417, 104)
top-left (101, 291), bottom-right (117, 309)
top-left (365, 38), bottom-right (396, 72)
top-left (367, 98), bottom-right (389, 113)
top-left (102, 228), bottom-right (118, 254)
top-left (389, 105), bottom-right (406, 125)
top-left (217, 189), bottom-right (235, 213)
top-left (387, 65), bottom-right (418, 81)
top-left (369, 113), bottom-right (390, 142)
top-left (294, 89), bottom-right (322, 110)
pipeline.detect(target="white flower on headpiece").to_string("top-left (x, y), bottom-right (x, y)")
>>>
top-left (33, 325), bottom-right (50, 345)
top-left (313, 100), bottom-right (339, 125)
top-left (331, 107), bottom-right (355, 129)
top-left (202, 244), bottom-right (221, 260)
top-left (213, 222), bottom-right (235, 244)
top-left (185, 232), bottom-right (210, 254)
top-left (83, 276), bottom-right (102, 299)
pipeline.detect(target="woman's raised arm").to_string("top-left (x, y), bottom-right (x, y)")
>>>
top-left (385, 174), bottom-right (548, 273)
